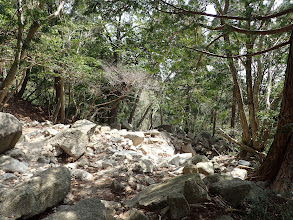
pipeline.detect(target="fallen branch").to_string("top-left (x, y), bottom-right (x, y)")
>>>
top-left (218, 128), bottom-right (266, 158)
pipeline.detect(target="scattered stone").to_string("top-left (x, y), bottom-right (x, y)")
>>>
top-left (43, 128), bottom-right (59, 137)
top-left (71, 119), bottom-right (97, 139)
top-left (196, 162), bottom-right (214, 175)
top-left (124, 132), bottom-right (144, 146)
top-left (183, 164), bottom-right (198, 174)
top-left (124, 208), bottom-right (149, 220)
top-left (50, 129), bottom-right (88, 159)
top-left (139, 159), bottom-right (154, 173)
top-left (169, 153), bottom-right (193, 166)
top-left (167, 193), bottom-right (190, 220)
top-left (203, 174), bottom-right (234, 188)
top-left (111, 179), bottom-right (125, 193)
top-left (0, 173), bottom-right (18, 180)
top-left (0, 156), bottom-right (28, 173)
top-left (43, 198), bottom-right (106, 220)
top-left (0, 167), bottom-right (71, 219)
top-left (188, 155), bottom-right (209, 165)
top-left (230, 168), bottom-right (247, 180)
top-left (71, 169), bottom-right (93, 181)
top-left (0, 113), bottom-right (22, 154)
top-left (238, 160), bottom-right (251, 167)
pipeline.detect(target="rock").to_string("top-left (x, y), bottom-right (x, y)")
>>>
top-left (230, 167), bottom-right (247, 180)
top-left (145, 176), bottom-right (155, 185)
top-left (215, 215), bottom-right (234, 220)
top-left (50, 129), bottom-right (88, 159)
top-left (43, 128), bottom-right (59, 137)
top-left (111, 179), bottom-right (125, 192)
top-left (188, 155), bottom-right (209, 165)
top-left (183, 164), bottom-right (198, 174)
top-left (155, 125), bottom-right (174, 133)
top-left (125, 173), bottom-right (203, 210)
top-left (0, 173), bottom-right (18, 180)
top-left (144, 130), bottom-right (161, 136)
top-left (0, 156), bottom-right (28, 173)
top-left (203, 174), bottom-right (234, 188)
top-left (167, 193), bottom-right (190, 220)
top-left (196, 162), bottom-right (214, 175)
top-left (139, 159), bottom-right (154, 173)
top-left (0, 113), bottom-right (22, 154)
top-left (111, 123), bottom-right (122, 130)
top-left (121, 121), bottom-right (134, 131)
top-left (184, 179), bottom-right (210, 203)
top-left (0, 167), bottom-right (71, 219)
top-left (209, 179), bottom-right (253, 208)
top-left (238, 160), bottom-right (251, 166)
top-left (43, 198), bottom-right (106, 220)
top-left (100, 126), bottom-right (111, 132)
top-left (169, 153), bottom-right (193, 166)
top-left (71, 119), bottom-right (97, 140)
top-left (71, 169), bottom-right (93, 181)
top-left (124, 208), bottom-right (149, 220)
top-left (182, 143), bottom-right (196, 155)
top-left (124, 132), bottom-right (145, 146)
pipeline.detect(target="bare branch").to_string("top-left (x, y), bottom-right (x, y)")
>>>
top-left (158, 0), bottom-right (293, 21)
top-left (185, 40), bottom-right (289, 59)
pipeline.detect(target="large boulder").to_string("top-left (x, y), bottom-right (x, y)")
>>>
top-left (0, 113), bottom-right (22, 154)
top-left (71, 119), bottom-right (97, 140)
top-left (50, 129), bottom-right (88, 159)
top-left (43, 198), bottom-right (106, 220)
top-left (167, 193), bottom-right (190, 220)
top-left (209, 179), bottom-right (253, 208)
top-left (125, 174), bottom-right (206, 210)
top-left (0, 167), bottom-right (71, 219)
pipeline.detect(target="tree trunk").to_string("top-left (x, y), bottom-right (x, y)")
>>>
top-left (17, 67), bottom-right (31, 98)
top-left (54, 76), bottom-right (65, 123)
top-left (253, 32), bottom-right (293, 193)
top-left (128, 88), bottom-right (142, 124)
top-left (0, 0), bottom-right (23, 106)
top-left (231, 84), bottom-right (236, 129)
top-left (136, 104), bottom-right (152, 129)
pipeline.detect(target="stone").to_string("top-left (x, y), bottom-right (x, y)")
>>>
top-left (209, 179), bottom-right (253, 208)
top-left (188, 155), bottom-right (209, 165)
top-left (124, 132), bottom-right (145, 146)
top-left (71, 119), bottom-right (97, 140)
top-left (230, 168), bottom-right (247, 180)
top-left (124, 208), bottom-right (149, 220)
top-left (43, 198), bottom-right (106, 220)
top-left (125, 174), bottom-right (202, 210)
top-left (184, 179), bottom-right (210, 203)
top-left (214, 215), bottom-right (234, 220)
top-left (43, 128), bottom-right (59, 137)
top-left (121, 121), bottom-right (134, 131)
top-left (155, 125), bottom-right (174, 133)
top-left (0, 156), bottom-right (28, 173)
top-left (0, 167), bottom-right (71, 219)
top-left (0, 173), bottom-right (18, 180)
top-left (238, 160), bottom-right (251, 167)
top-left (139, 159), bottom-right (154, 173)
top-left (183, 164), bottom-right (198, 174)
top-left (196, 162), bottom-right (214, 175)
top-left (0, 113), bottom-right (22, 154)
top-left (169, 153), bottom-right (193, 166)
top-left (71, 169), bottom-right (93, 181)
top-left (182, 144), bottom-right (196, 155)
top-left (50, 129), bottom-right (88, 159)
top-left (203, 174), bottom-right (234, 188)
top-left (167, 193), bottom-right (190, 220)
top-left (111, 179), bottom-right (125, 193)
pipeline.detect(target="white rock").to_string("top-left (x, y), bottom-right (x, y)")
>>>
top-left (71, 169), bottom-right (93, 181)
top-left (124, 132), bottom-right (145, 146)
top-left (43, 128), bottom-right (59, 137)
top-left (139, 159), bottom-right (154, 173)
top-left (0, 156), bottom-right (28, 173)
top-left (101, 126), bottom-right (111, 132)
top-left (169, 153), bottom-right (193, 166)
top-left (0, 173), bottom-right (18, 180)
top-left (196, 162), bottom-right (214, 175)
top-left (238, 160), bottom-right (251, 167)
top-left (231, 167), bottom-right (247, 180)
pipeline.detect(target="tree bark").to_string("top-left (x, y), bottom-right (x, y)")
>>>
top-left (128, 88), bottom-right (142, 124)
top-left (136, 104), bottom-right (152, 129)
top-left (231, 84), bottom-right (236, 129)
top-left (253, 32), bottom-right (293, 193)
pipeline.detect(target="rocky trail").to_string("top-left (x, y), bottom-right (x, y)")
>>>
top-left (0, 104), bottom-right (282, 220)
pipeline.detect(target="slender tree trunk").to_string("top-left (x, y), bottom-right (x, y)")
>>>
top-left (136, 104), bottom-right (152, 129)
top-left (108, 100), bottom-right (121, 125)
top-left (128, 88), bottom-right (143, 124)
top-left (17, 67), bottom-right (31, 98)
top-left (253, 32), bottom-right (293, 193)
top-left (231, 85), bottom-right (236, 129)
top-left (54, 76), bottom-right (65, 123)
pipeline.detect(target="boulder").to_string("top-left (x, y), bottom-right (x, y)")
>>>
top-left (50, 129), bottom-right (88, 159)
top-left (209, 179), bottom-right (253, 208)
top-left (0, 113), bottom-right (22, 154)
top-left (124, 208), bottom-right (149, 220)
top-left (203, 174), bottom-right (234, 188)
top-left (71, 119), bottom-right (97, 140)
top-left (167, 193), bottom-right (190, 220)
top-left (124, 132), bottom-right (145, 146)
top-left (184, 179), bottom-right (211, 203)
top-left (43, 198), bottom-right (106, 220)
top-left (0, 167), bottom-right (71, 219)
top-left (125, 174), bottom-right (204, 210)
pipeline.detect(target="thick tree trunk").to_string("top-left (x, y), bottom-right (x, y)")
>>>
top-left (231, 85), bottom-right (236, 129)
top-left (253, 32), bottom-right (293, 193)
top-left (54, 76), bottom-right (65, 123)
